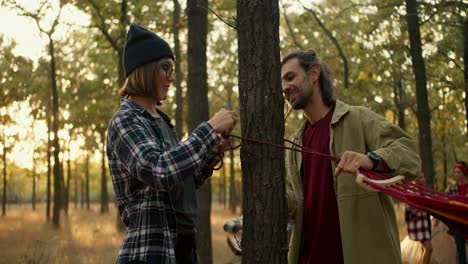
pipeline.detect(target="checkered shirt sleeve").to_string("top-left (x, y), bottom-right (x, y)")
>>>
top-left (405, 204), bottom-right (431, 242)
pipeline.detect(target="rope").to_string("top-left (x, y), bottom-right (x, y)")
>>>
top-left (219, 133), bottom-right (468, 237)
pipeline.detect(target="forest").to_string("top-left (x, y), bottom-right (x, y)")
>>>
top-left (0, 0), bottom-right (466, 263)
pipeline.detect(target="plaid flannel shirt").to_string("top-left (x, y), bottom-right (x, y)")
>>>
top-left (405, 204), bottom-right (431, 242)
top-left (107, 99), bottom-right (220, 264)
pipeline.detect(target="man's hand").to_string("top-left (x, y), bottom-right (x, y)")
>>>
top-left (334, 151), bottom-right (373, 176)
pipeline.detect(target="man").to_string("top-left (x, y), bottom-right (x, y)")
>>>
top-left (281, 50), bottom-right (421, 264)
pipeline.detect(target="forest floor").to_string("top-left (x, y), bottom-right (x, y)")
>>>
top-left (0, 203), bottom-right (241, 264)
top-left (0, 202), bottom-right (408, 264)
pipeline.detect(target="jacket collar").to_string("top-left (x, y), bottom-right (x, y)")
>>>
top-left (291, 100), bottom-right (350, 142)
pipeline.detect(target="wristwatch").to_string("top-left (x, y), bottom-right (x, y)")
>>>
top-left (367, 151), bottom-right (381, 171)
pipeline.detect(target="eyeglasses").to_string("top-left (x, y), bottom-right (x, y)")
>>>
top-left (160, 63), bottom-right (175, 80)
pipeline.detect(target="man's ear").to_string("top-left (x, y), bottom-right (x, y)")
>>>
top-left (308, 64), bottom-right (320, 83)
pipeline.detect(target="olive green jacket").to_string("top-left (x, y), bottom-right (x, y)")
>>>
top-left (286, 100), bottom-right (421, 264)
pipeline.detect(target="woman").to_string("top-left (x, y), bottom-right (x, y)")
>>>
top-left (445, 161), bottom-right (468, 264)
top-left (107, 24), bottom-right (238, 264)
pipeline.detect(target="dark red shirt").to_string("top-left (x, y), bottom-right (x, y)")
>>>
top-left (298, 106), bottom-right (343, 264)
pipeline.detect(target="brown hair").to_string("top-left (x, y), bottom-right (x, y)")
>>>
top-left (281, 50), bottom-right (335, 107)
top-left (118, 61), bottom-right (161, 104)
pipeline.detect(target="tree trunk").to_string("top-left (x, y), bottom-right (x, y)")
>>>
top-left (226, 85), bottom-right (238, 214)
top-left (2, 138), bottom-right (6, 216)
top-left (392, 52), bottom-right (406, 131)
top-left (74, 159), bottom-right (78, 208)
top-left (405, 0), bottom-right (435, 188)
top-left (237, 0), bottom-right (287, 262)
top-left (173, 0), bottom-right (184, 138)
top-left (85, 151), bottom-right (90, 210)
top-left (463, 17), bottom-right (468, 142)
top-left (32, 147), bottom-right (36, 211)
top-left (229, 150), bottom-right (237, 214)
top-left (187, 0), bottom-right (212, 262)
top-left (221, 157), bottom-right (226, 208)
top-left (81, 178), bottom-right (85, 208)
top-left (100, 132), bottom-right (109, 214)
top-left (46, 110), bottom-right (52, 220)
top-left (64, 150), bottom-right (71, 215)
top-left (49, 37), bottom-right (62, 228)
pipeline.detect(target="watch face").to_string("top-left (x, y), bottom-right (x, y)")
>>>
top-left (368, 152), bottom-right (379, 160)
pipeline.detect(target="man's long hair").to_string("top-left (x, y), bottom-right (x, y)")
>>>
top-left (281, 50), bottom-right (335, 106)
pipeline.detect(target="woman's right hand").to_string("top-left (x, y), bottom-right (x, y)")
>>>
top-left (208, 108), bottom-right (238, 135)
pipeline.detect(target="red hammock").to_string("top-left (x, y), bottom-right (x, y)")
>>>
top-left (360, 169), bottom-right (468, 239)
top-left (227, 134), bottom-right (468, 239)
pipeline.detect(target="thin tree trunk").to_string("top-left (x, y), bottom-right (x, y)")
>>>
top-left (229, 150), bottom-right (237, 214)
top-left (226, 85), bottom-right (237, 214)
top-left (65, 149), bottom-right (71, 215)
top-left (463, 17), bottom-right (468, 142)
top-left (221, 157), bottom-right (226, 208)
top-left (46, 112), bottom-right (51, 220)
top-left (392, 55), bottom-right (406, 131)
top-left (405, 0), bottom-right (435, 188)
top-left (74, 159), bottom-right (78, 208)
top-left (173, 0), bottom-right (184, 138)
top-left (187, 0), bottom-right (212, 262)
top-left (237, 0), bottom-right (287, 262)
top-left (81, 178), bottom-right (85, 209)
top-left (2, 137), bottom-right (6, 216)
top-left (85, 151), bottom-right (90, 210)
top-left (100, 132), bottom-right (109, 214)
top-left (32, 147), bottom-right (36, 211)
top-left (49, 35), bottom-right (62, 228)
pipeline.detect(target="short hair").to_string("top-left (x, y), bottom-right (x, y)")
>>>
top-left (118, 60), bottom-right (161, 104)
top-left (281, 50), bottom-right (335, 106)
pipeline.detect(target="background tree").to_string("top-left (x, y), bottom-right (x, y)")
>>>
top-left (405, 0), bottom-right (435, 187)
top-left (186, 0), bottom-right (212, 262)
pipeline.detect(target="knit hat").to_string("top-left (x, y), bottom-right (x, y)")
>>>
top-left (123, 23), bottom-right (175, 77)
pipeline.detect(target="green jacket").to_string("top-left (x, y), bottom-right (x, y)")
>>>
top-left (286, 100), bottom-right (421, 264)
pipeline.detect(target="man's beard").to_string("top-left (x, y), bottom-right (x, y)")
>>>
top-left (291, 84), bottom-right (313, 110)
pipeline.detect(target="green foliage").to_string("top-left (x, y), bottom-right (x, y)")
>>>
top-left (0, 0), bottom-right (466, 201)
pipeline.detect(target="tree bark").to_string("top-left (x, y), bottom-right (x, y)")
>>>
top-left (187, 0), bottom-right (212, 262)
top-left (237, 0), bottom-right (287, 262)
top-left (463, 17), bottom-right (468, 142)
top-left (85, 151), bottom-right (90, 210)
top-left (32, 147), bottom-right (36, 211)
top-left (100, 131), bottom-right (109, 214)
top-left (405, 0), bottom-right (435, 187)
top-left (173, 0), bottom-right (184, 138)
top-left (46, 111), bottom-right (51, 220)
top-left (49, 36), bottom-right (62, 228)
top-left (2, 131), bottom-right (6, 216)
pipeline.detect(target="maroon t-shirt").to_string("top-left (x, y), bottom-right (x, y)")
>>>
top-left (298, 106), bottom-right (343, 264)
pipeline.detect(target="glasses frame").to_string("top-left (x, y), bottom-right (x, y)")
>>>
top-left (160, 62), bottom-right (175, 80)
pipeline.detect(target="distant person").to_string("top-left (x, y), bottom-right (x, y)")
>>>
top-left (281, 49), bottom-right (421, 264)
top-left (445, 161), bottom-right (468, 264)
top-left (106, 23), bottom-right (238, 264)
top-left (405, 174), bottom-right (433, 264)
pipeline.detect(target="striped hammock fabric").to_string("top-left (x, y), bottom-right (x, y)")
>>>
top-left (359, 169), bottom-right (468, 239)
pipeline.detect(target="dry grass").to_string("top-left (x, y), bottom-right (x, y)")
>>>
top-left (0, 203), bottom-right (240, 264)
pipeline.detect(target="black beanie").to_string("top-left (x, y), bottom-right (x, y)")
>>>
top-left (123, 23), bottom-right (175, 77)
